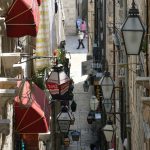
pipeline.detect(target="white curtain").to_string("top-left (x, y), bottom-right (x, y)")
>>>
top-left (55, 0), bottom-right (66, 46)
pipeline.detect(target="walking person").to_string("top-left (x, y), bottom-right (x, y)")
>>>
top-left (80, 18), bottom-right (87, 38)
top-left (76, 17), bottom-right (82, 31)
top-left (76, 31), bottom-right (85, 49)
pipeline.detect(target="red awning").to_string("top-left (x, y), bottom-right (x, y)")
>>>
top-left (5, 0), bottom-right (40, 37)
top-left (14, 80), bottom-right (51, 133)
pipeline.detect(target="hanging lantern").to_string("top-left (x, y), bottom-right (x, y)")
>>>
top-left (87, 110), bottom-right (95, 124)
top-left (102, 119), bottom-right (115, 142)
top-left (102, 99), bottom-right (112, 113)
top-left (83, 80), bottom-right (89, 92)
top-left (90, 96), bottom-right (99, 111)
top-left (99, 71), bottom-right (114, 100)
top-left (121, 1), bottom-right (145, 55)
top-left (57, 106), bottom-right (72, 133)
top-left (71, 130), bottom-right (81, 141)
top-left (63, 137), bottom-right (70, 147)
top-left (71, 100), bottom-right (77, 112)
top-left (46, 64), bottom-right (70, 100)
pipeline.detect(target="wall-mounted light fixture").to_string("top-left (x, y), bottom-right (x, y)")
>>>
top-left (46, 64), bottom-right (70, 100)
top-left (121, 0), bottom-right (145, 55)
top-left (83, 80), bottom-right (89, 92)
top-left (102, 118), bottom-right (115, 142)
top-left (57, 106), bottom-right (74, 134)
top-left (99, 71), bottom-right (114, 100)
top-left (90, 95), bottom-right (99, 111)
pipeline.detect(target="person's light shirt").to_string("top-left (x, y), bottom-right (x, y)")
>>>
top-left (76, 18), bottom-right (82, 29)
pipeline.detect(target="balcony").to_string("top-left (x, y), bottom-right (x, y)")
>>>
top-left (0, 53), bottom-right (22, 77)
top-left (0, 77), bottom-right (20, 105)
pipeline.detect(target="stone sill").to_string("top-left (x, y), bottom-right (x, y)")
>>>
top-left (0, 53), bottom-right (21, 57)
top-left (136, 77), bottom-right (150, 89)
top-left (118, 75), bottom-right (125, 79)
top-left (0, 89), bottom-right (16, 96)
top-left (118, 63), bottom-right (128, 67)
top-left (0, 53), bottom-right (21, 69)
top-left (0, 77), bottom-right (20, 89)
top-left (141, 97), bottom-right (150, 106)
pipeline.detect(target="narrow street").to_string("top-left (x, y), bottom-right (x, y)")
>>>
top-left (64, 35), bottom-right (97, 150)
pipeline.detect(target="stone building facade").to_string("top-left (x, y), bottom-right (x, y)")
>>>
top-left (87, 0), bottom-right (150, 150)
top-left (105, 0), bottom-right (150, 150)
top-left (62, 0), bottom-right (77, 35)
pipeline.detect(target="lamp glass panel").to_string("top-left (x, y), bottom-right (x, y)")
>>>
top-left (123, 31), bottom-right (143, 55)
top-left (58, 120), bottom-right (70, 133)
top-left (83, 81), bottom-right (89, 92)
top-left (59, 71), bottom-right (70, 84)
top-left (103, 99), bottom-right (112, 113)
top-left (57, 111), bottom-right (71, 133)
top-left (48, 71), bottom-right (59, 83)
top-left (123, 17), bottom-right (144, 30)
top-left (122, 17), bottom-right (145, 55)
top-left (103, 124), bottom-right (114, 142)
top-left (57, 112), bottom-right (71, 121)
top-left (101, 77), bottom-right (114, 99)
top-left (90, 96), bottom-right (99, 111)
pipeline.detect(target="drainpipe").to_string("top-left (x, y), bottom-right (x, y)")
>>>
top-left (125, 58), bottom-right (131, 150)
top-left (146, 0), bottom-right (149, 77)
top-left (112, 0), bottom-right (116, 150)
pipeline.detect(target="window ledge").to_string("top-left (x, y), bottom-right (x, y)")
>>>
top-left (136, 77), bottom-right (150, 89)
top-left (141, 97), bottom-right (150, 106)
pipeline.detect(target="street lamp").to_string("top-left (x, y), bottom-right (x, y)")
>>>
top-left (83, 80), bottom-right (89, 92)
top-left (102, 119), bottom-right (115, 142)
top-left (99, 71), bottom-right (114, 100)
top-left (46, 64), bottom-right (70, 100)
top-left (121, 0), bottom-right (145, 55)
top-left (90, 95), bottom-right (99, 111)
top-left (57, 106), bottom-right (73, 134)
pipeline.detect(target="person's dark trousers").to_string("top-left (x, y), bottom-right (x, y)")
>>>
top-left (77, 39), bottom-right (85, 49)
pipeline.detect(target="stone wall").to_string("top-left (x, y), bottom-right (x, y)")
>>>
top-left (62, 0), bottom-right (77, 35)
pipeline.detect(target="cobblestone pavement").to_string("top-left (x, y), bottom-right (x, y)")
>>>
top-left (63, 35), bottom-right (97, 150)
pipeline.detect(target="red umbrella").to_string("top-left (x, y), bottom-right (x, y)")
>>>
top-left (5, 0), bottom-right (40, 37)
top-left (14, 80), bottom-right (51, 133)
